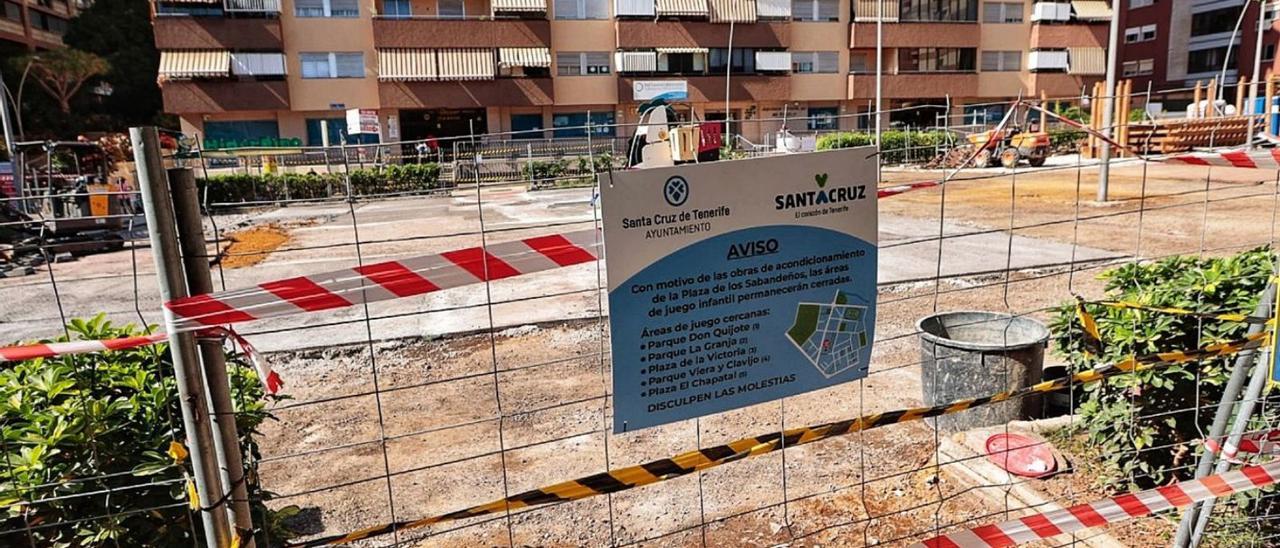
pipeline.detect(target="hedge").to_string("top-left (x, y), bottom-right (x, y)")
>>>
top-left (200, 163), bottom-right (444, 204)
top-left (816, 130), bottom-right (954, 164)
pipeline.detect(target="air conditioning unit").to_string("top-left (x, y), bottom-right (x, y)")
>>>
top-left (1028, 50), bottom-right (1069, 71)
top-left (1030, 2), bottom-right (1070, 22)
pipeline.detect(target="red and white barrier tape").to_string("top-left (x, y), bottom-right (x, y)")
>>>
top-left (1167, 148), bottom-right (1280, 170)
top-left (164, 229), bottom-right (602, 331)
top-left (913, 459), bottom-right (1280, 547)
top-left (1204, 429), bottom-right (1280, 464)
top-left (0, 328), bottom-right (281, 395)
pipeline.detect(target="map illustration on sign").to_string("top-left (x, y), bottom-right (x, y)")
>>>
top-left (786, 291), bottom-right (869, 379)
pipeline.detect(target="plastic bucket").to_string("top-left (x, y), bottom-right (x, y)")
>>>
top-left (917, 311), bottom-right (1050, 433)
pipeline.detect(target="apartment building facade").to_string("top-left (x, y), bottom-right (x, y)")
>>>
top-left (151, 0), bottom-right (1112, 148)
top-left (1, 0), bottom-right (77, 52)
top-left (1117, 0), bottom-right (1280, 102)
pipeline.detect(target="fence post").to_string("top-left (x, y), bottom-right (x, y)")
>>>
top-left (169, 167), bottom-right (257, 547)
top-left (130, 127), bottom-right (232, 548)
top-left (1173, 282), bottom-right (1276, 547)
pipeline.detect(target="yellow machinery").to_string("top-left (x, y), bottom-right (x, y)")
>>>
top-left (966, 128), bottom-right (1050, 168)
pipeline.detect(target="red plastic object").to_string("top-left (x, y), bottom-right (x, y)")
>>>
top-left (698, 122), bottom-right (723, 152)
top-left (984, 433), bottom-right (1058, 478)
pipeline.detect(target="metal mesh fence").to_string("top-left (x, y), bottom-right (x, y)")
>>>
top-left (1, 97), bottom-right (1279, 548)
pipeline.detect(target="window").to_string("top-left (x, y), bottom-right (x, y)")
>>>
top-left (511, 114), bottom-right (545, 138)
top-left (1191, 6), bottom-right (1241, 37)
top-left (1267, 3), bottom-right (1280, 24)
top-left (30, 12), bottom-right (67, 34)
top-left (791, 51), bottom-right (838, 73)
top-left (555, 0), bottom-right (609, 19)
top-left (900, 0), bottom-right (977, 22)
top-left (1122, 58), bottom-right (1154, 77)
top-left (1187, 46), bottom-right (1236, 74)
top-left (898, 47), bottom-right (976, 72)
top-left (981, 2), bottom-right (1021, 23)
top-left (710, 48), bottom-right (757, 73)
top-left (1128, 0), bottom-right (1152, 8)
top-left (792, 0), bottom-right (837, 21)
top-left (849, 51), bottom-right (870, 73)
top-left (438, 0), bottom-right (464, 17)
top-left (3, 1), bottom-right (21, 22)
top-left (232, 53), bottom-right (287, 76)
top-left (382, 0), bottom-right (411, 17)
top-left (305, 118), bottom-right (346, 146)
top-left (557, 52), bottom-right (611, 75)
top-left (295, 0), bottom-right (357, 17)
top-left (1265, 44), bottom-right (1276, 62)
top-left (300, 52), bottom-right (365, 78)
top-left (552, 112), bottom-right (616, 138)
top-left (807, 107), bottom-right (839, 130)
top-left (658, 52), bottom-right (704, 74)
top-left (1125, 24), bottom-right (1156, 43)
top-left (963, 104), bottom-right (1005, 125)
top-left (980, 50), bottom-right (1019, 71)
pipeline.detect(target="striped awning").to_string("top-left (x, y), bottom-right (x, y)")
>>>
top-left (756, 0), bottom-right (788, 17)
top-left (379, 49), bottom-right (437, 81)
top-left (655, 0), bottom-right (708, 16)
top-left (709, 0), bottom-right (755, 22)
top-left (1070, 0), bottom-right (1111, 20)
top-left (438, 48), bottom-right (495, 80)
top-left (158, 50), bottom-right (230, 79)
top-left (1068, 47), bottom-right (1106, 75)
top-left (499, 47), bottom-right (551, 67)
top-left (491, 0), bottom-right (546, 12)
top-left (655, 47), bottom-right (709, 54)
top-left (616, 51), bottom-right (657, 72)
top-left (162, 0), bottom-right (219, 4)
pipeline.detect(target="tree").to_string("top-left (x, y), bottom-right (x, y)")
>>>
top-left (15, 49), bottom-right (109, 115)
top-left (62, 0), bottom-right (168, 129)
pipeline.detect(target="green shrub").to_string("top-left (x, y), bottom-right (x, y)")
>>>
top-left (199, 163), bottom-right (445, 204)
top-left (0, 315), bottom-right (289, 546)
top-left (1050, 249), bottom-right (1277, 489)
top-left (816, 130), bottom-right (952, 164)
top-left (1048, 128), bottom-right (1086, 151)
top-left (521, 158), bottom-right (570, 183)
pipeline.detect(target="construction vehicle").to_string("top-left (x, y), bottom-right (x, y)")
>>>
top-left (964, 102), bottom-right (1051, 169)
top-left (628, 99), bottom-right (722, 168)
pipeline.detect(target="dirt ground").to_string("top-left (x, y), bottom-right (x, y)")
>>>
top-left (220, 225), bottom-right (290, 269)
top-left (245, 160), bottom-right (1280, 547)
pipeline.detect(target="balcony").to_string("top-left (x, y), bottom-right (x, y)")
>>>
top-left (616, 75), bottom-right (789, 102)
top-left (153, 16), bottom-right (283, 50)
top-left (371, 17), bottom-right (550, 48)
top-left (847, 72), bottom-right (978, 99)
top-left (161, 80), bottom-right (290, 114)
top-left (1030, 21), bottom-right (1107, 49)
top-left (850, 21), bottom-right (978, 48)
top-left (1031, 72), bottom-right (1097, 97)
top-left (616, 20), bottom-right (788, 49)
top-left (380, 78), bottom-right (554, 108)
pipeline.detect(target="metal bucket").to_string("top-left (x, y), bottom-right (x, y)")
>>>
top-left (917, 311), bottom-right (1050, 433)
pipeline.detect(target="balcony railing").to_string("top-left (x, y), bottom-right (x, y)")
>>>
top-left (224, 0), bottom-right (280, 11)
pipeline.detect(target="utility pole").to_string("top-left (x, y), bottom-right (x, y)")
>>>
top-left (1096, 0), bottom-right (1122, 202)
top-left (875, 0), bottom-right (883, 146)
top-left (169, 167), bottom-right (256, 547)
top-left (1247, 0), bottom-right (1267, 149)
top-left (131, 127), bottom-right (232, 548)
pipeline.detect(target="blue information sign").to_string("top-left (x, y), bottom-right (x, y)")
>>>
top-left (602, 148), bottom-right (879, 432)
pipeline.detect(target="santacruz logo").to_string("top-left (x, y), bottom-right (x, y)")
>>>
top-left (774, 173), bottom-right (867, 210)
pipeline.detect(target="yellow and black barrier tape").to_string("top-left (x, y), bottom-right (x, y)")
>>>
top-left (1075, 296), bottom-right (1105, 356)
top-left (286, 331), bottom-right (1269, 547)
top-left (1085, 299), bottom-right (1274, 326)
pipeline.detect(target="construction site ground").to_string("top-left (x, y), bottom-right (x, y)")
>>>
top-left (2, 158), bottom-right (1275, 546)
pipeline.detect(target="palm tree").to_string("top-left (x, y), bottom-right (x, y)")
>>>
top-left (14, 49), bottom-right (110, 115)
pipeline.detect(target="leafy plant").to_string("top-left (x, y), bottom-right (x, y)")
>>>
top-left (12, 49), bottom-right (110, 114)
top-left (199, 163), bottom-right (444, 204)
top-left (0, 315), bottom-right (290, 546)
top-left (816, 130), bottom-right (952, 164)
top-left (1051, 249), bottom-right (1277, 490)
top-left (521, 158), bottom-right (570, 184)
